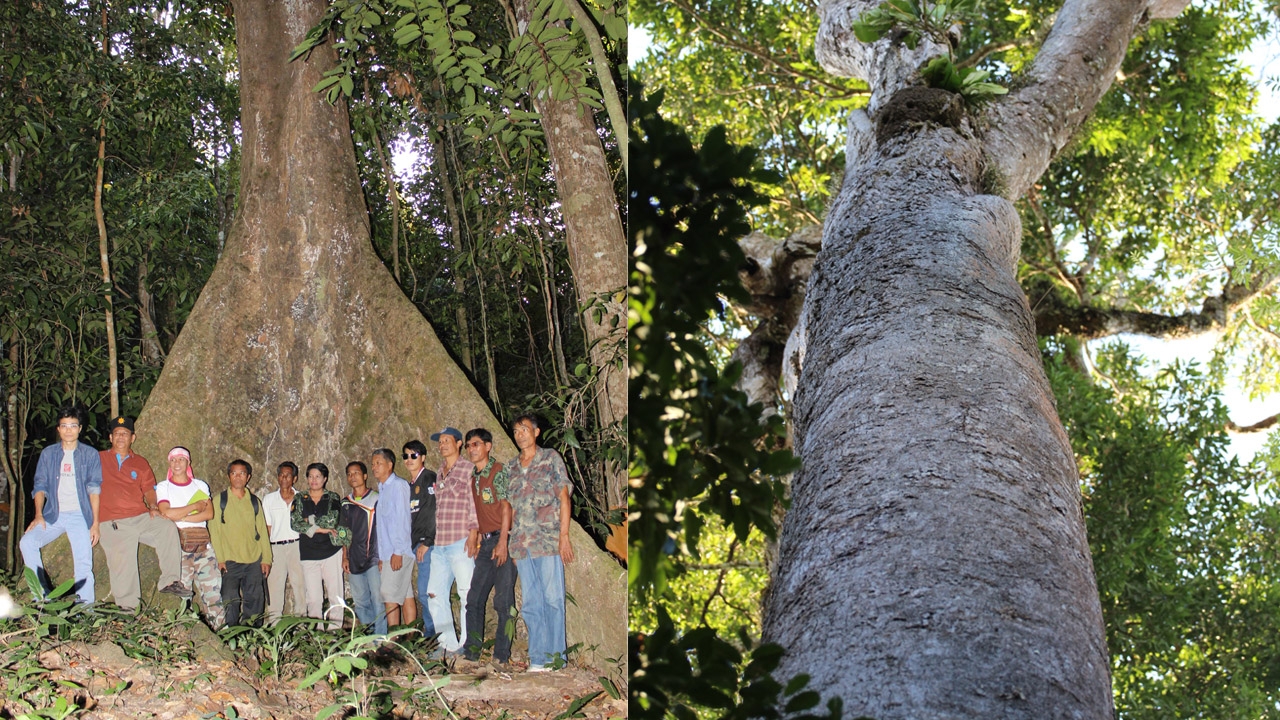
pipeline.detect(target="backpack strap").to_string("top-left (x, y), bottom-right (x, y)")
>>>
top-left (220, 489), bottom-right (262, 542)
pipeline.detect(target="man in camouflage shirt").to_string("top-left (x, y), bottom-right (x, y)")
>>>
top-left (505, 413), bottom-right (575, 672)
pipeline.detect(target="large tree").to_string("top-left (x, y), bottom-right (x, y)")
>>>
top-left (759, 0), bottom-right (1199, 716)
top-left (126, 0), bottom-right (623, 664)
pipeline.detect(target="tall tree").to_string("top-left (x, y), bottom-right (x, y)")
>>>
top-left (124, 0), bottom-right (624, 667)
top-left (760, 0), bottom-right (1200, 716)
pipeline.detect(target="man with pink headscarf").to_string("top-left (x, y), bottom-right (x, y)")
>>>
top-left (155, 446), bottom-right (225, 628)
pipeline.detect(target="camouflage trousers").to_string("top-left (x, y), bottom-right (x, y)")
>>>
top-left (180, 544), bottom-right (225, 630)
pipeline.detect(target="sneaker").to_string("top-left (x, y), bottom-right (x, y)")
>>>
top-left (527, 664), bottom-right (551, 673)
top-left (160, 582), bottom-right (193, 598)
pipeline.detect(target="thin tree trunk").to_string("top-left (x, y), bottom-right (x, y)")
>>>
top-left (533, 223), bottom-right (570, 388)
top-left (137, 258), bottom-right (165, 364)
top-left (7, 146), bottom-right (18, 191)
top-left (426, 116), bottom-right (473, 371)
top-left (557, 0), bottom-right (626, 179)
top-left (367, 79), bottom-right (402, 282)
top-left (4, 342), bottom-right (26, 572)
top-left (511, 0), bottom-right (627, 510)
top-left (95, 0), bottom-right (119, 417)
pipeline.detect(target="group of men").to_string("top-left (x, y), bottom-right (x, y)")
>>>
top-left (19, 406), bottom-right (577, 672)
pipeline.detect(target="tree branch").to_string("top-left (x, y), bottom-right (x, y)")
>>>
top-left (1227, 413), bottom-right (1279, 434)
top-left (665, 0), bottom-right (869, 99)
top-left (982, 0), bottom-right (1157, 199)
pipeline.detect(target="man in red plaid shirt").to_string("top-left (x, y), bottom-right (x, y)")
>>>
top-left (426, 427), bottom-right (480, 654)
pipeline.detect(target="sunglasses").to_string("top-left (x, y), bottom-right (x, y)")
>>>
top-left (402, 452), bottom-right (422, 460)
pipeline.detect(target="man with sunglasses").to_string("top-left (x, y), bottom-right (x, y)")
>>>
top-left (404, 439), bottom-right (436, 637)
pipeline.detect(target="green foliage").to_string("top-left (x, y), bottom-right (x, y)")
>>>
top-left (629, 81), bottom-right (837, 720)
top-left (919, 56), bottom-right (1008, 100)
top-left (631, 0), bottom-right (864, 234)
top-left (1047, 341), bottom-right (1280, 717)
top-left (852, 0), bottom-right (978, 50)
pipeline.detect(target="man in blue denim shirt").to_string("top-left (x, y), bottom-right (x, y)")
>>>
top-left (21, 405), bottom-right (103, 604)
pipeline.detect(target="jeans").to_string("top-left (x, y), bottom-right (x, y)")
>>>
top-left (415, 548), bottom-right (436, 637)
top-left (464, 533), bottom-right (517, 661)
top-left (20, 514), bottom-right (95, 604)
top-left (348, 565), bottom-right (387, 635)
top-left (516, 554), bottom-right (566, 668)
top-left (221, 559), bottom-right (266, 627)
top-left (427, 537), bottom-right (475, 652)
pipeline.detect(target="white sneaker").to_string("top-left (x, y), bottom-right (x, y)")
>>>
top-left (527, 664), bottom-right (550, 673)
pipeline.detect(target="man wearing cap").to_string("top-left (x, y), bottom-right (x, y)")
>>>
top-left (426, 426), bottom-right (479, 655)
top-left (506, 413), bottom-right (575, 672)
top-left (97, 416), bottom-right (190, 609)
top-left (264, 461), bottom-right (306, 624)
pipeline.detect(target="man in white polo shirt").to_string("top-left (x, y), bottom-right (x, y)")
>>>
top-left (263, 461), bottom-right (306, 624)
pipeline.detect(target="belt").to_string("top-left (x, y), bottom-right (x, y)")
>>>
top-left (481, 530), bottom-right (502, 539)
top-left (271, 539), bottom-right (298, 545)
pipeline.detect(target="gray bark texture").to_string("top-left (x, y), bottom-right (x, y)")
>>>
top-left (54, 0), bottom-right (628, 667)
top-left (761, 0), bottom-right (1170, 716)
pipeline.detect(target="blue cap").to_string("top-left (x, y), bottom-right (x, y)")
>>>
top-left (429, 426), bottom-right (463, 442)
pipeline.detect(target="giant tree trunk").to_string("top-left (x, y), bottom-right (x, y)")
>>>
top-left (761, 0), bottom-right (1173, 716)
top-left (135, 0), bottom-right (503, 472)
top-left (511, 0), bottom-right (627, 510)
top-left (95, 0), bottom-right (625, 667)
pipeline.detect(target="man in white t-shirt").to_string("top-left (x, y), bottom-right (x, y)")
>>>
top-left (263, 461), bottom-right (306, 624)
top-left (20, 405), bottom-right (102, 604)
top-left (155, 446), bottom-right (225, 629)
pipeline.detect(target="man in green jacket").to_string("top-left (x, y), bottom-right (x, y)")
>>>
top-left (210, 459), bottom-right (272, 626)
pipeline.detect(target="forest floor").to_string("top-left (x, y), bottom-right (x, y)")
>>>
top-left (0, 590), bottom-right (626, 720)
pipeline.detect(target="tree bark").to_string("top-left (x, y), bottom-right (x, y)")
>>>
top-left (761, 0), bottom-right (1168, 716)
top-left (137, 258), bottom-right (166, 364)
top-left (511, 0), bottom-right (627, 509)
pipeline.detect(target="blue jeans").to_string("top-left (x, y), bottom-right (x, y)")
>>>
top-left (348, 565), bottom-right (387, 635)
top-left (427, 537), bottom-right (475, 652)
top-left (415, 548), bottom-right (435, 637)
top-left (516, 555), bottom-right (565, 667)
top-left (20, 514), bottom-right (95, 604)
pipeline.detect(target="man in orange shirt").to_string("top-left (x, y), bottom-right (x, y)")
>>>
top-left (98, 416), bottom-right (190, 609)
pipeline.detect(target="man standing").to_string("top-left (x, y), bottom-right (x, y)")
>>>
top-left (371, 448), bottom-right (414, 628)
top-left (461, 428), bottom-right (515, 665)
top-left (97, 416), bottom-right (190, 609)
top-left (263, 461), bottom-right (306, 624)
top-left (20, 405), bottom-right (102, 604)
top-left (426, 427), bottom-right (479, 655)
top-left (210, 459), bottom-right (272, 626)
top-left (404, 439), bottom-right (435, 636)
top-left (506, 413), bottom-right (575, 672)
top-left (340, 461), bottom-right (385, 635)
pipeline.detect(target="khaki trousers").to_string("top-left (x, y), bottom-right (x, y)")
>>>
top-left (99, 512), bottom-right (182, 610)
top-left (266, 540), bottom-right (306, 624)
